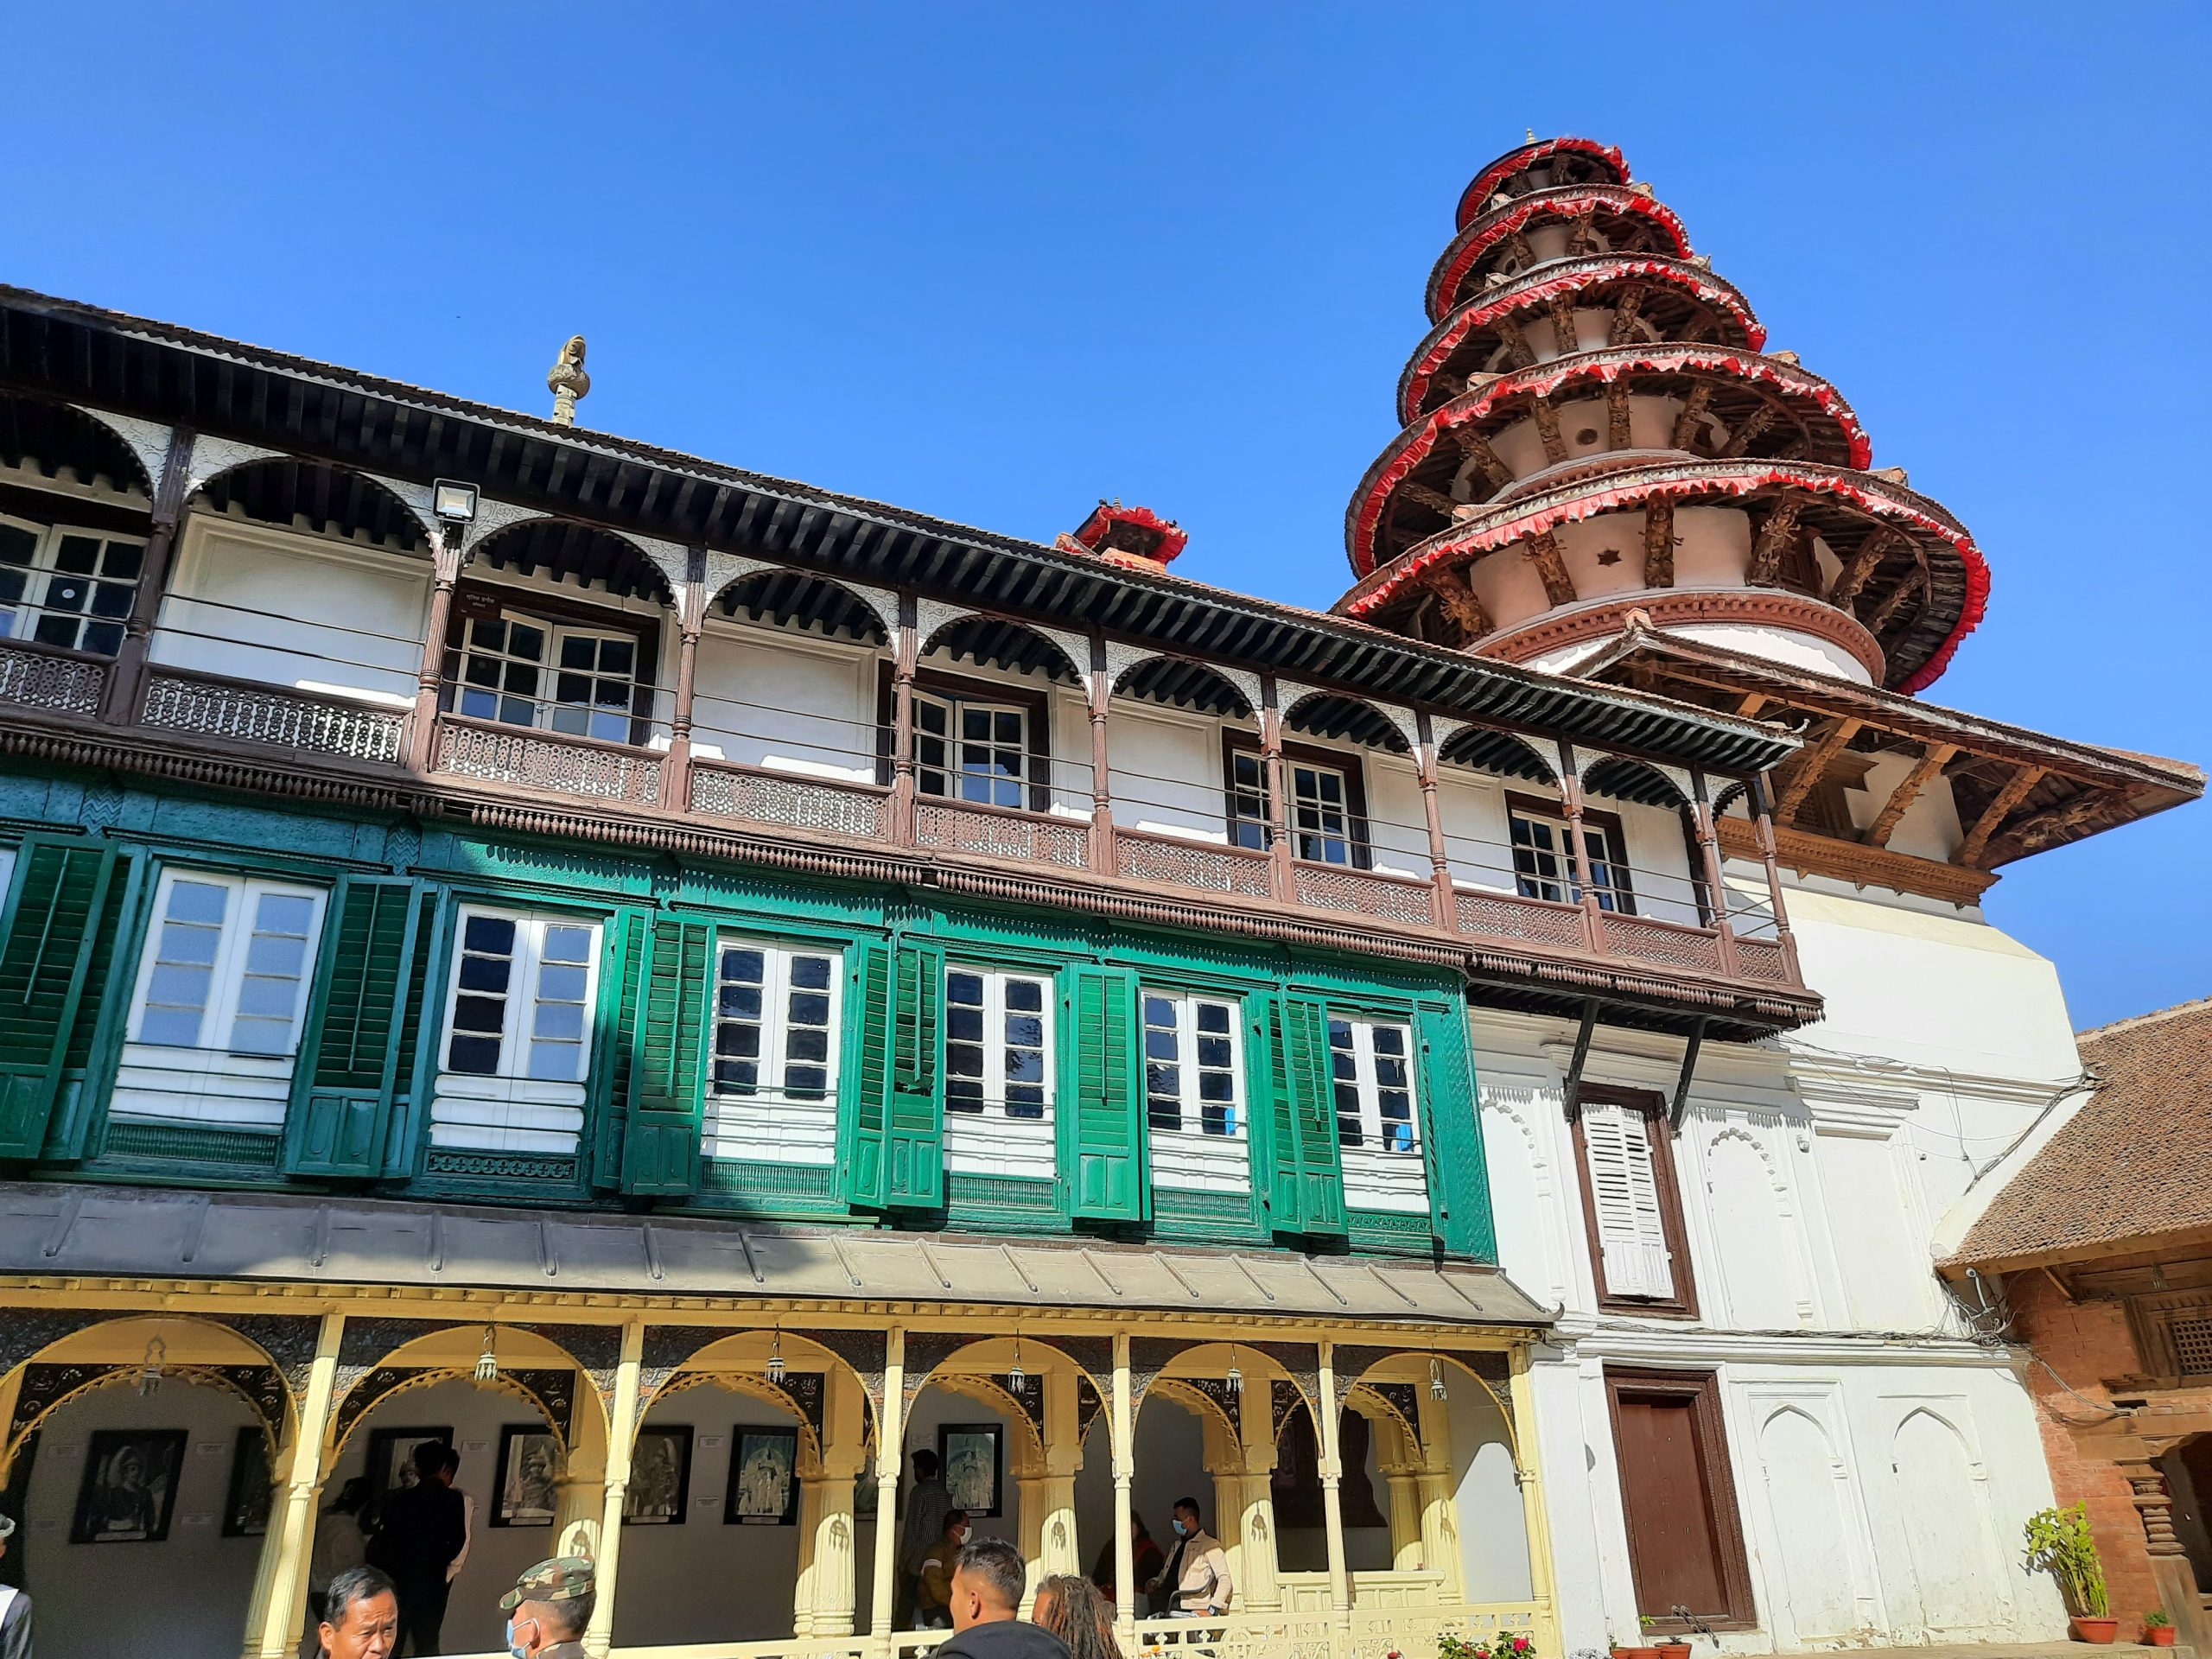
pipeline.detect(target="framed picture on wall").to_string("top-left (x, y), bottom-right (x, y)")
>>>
top-left (623, 1425), bottom-right (692, 1524)
top-left (725, 1427), bottom-right (799, 1525)
top-left (365, 1426), bottom-right (454, 1499)
top-left (493, 1424), bottom-right (562, 1529)
top-left (938, 1423), bottom-right (1002, 1518)
top-left (69, 1427), bottom-right (187, 1544)
top-left (222, 1427), bottom-right (275, 1538)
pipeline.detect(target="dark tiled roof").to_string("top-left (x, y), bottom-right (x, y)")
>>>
top-left (1948, 997), bottom-right (2212, 1268)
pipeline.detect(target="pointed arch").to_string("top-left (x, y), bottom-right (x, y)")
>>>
top-left (1438, 723), bottom-right (1556, 783)
top-left (1582, 754), bottom-right (1690, 808)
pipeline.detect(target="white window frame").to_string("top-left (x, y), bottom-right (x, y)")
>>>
top-left (709, 935), bottom-right (844, 1103)
top-left (1580, 1097), bottom-right (1676, 1300)
top-left (1290, 760), bottom-right (1355, 866)
top-left (1227, 748), bottom-right (1271, 851)
top-left (126, 868), bottom-right (327, 1058)
top-left (436, 906), bottom-right (603, 1084)
top-left (453, 606), bottom-right (645, 745)
top-left (1326, 1014), bottom-right (1421, 1155)
top-left (1141, 989), bottom-right (1246, 1141)
top-left (1509, 804), bottom-right (1634, 912)
top-left (914, 690), bottom-right (1031, 810)
top-left (0, 512), bottom-right (148, 656)
top-left (944, 965), bottom-right (1055, 1121)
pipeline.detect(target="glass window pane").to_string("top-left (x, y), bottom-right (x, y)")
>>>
top-left (542, 925), bottom-right (594, 963)
top-left (787, 1027), bottom-right (829, 1064)
top-left (599, 639), bottom-right (635, 676)
top-left (244, 934), bottom-right (307, 977)
top-left (446, 1033), bottom-right (500, 1074)
top-left (229, 1016), bottom-right (290, 1056)
top-left (534, 1001), bottom-right (585, 1041)
top-left (53, 535), bottom-right (99, 575)
top-left (537, 963), bottom-right (588, 1004)
top-left (946, 1004), bottom-right (983, 1043)
top-left (158, 921), bottom-right (222, 967)
top-left (528, 1039), bottom-right (581, 1081)
top-left (507, 623), bottom-right (545, 660)
top-left (100, 540), bottom-right (145, 581)
top-left (138, 1007), bottom-right (204, 1046)
top-left (233, 976), bottom-right (298, 1018)
top-left (790, 955), bottom-right (832, 991)
top-left (1005, 979), bottom-right (1043, 1013)
top-left (787, 991), bottom-right (830, 1027)
top-left (145, 963), bottom-right (213, 1008)
top-left (721, 984), bottom-right (764, 1021)
top-left (470, 618), bottom-right (508, 652)
top-left (168, 880), bottom-right (229, 925)
top-left (458, 954), bottom-right (510, 993)
top-left (452, 995), bottom-right (505, 1034)
top-left (719, 1024), bottom-right (762, 1058)
top-left (559, 634), bottom-right (598, 670)
top-left (948, 971), bottom-right (984, 1005)
top-left (1005, 1014), bottom-right (1044, 1049)
top-left (463, 914), bottom-right (516, 954)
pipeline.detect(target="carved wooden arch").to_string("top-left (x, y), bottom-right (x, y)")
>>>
top-left (1712, 779), bottom-right (1754, 817)
top-left (900, 1333), bottom-right (1099, 1466)
top-left (1143, 1374), bottom-right (1239, 1447)
top-left (1580, 753), bottom-right (1693, 809)
top-left (461, 511), bottom-right (683, 604)
top-left (326, 1365), bottom-right (582, 1462)
top-left (641, 1368), bottom-right (826, 1473)
top-left (641, 1326), bottom-right (884, 1452)
top-left (322, 1319), bottom-right (605, 1462)
top-left (1105, 650), bottom-right (1261, 721)
top-left (1434, 721), bottom-right (1560, 785)
top-left (179, 449), bottom-right (439, 551)
top-left (1332, 1345), bottom-right (1520, 1461)
top-left (3, 1362), bottom-right (289, 1478)
top-left (13, 396), bottom-right (165, 498)
top-left (918, 1372), bottom-right (1048, 1470)
top-left (1277, 685), bottom-right (1417, 754)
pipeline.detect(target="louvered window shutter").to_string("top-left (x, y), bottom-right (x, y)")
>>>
top-left (839, 938), bottom-right (893, 1209)
top-left (1262, 991), bottom-right (1348, 1238)
top-left (1069, 963), bottom-right (1145, 1221)
top-left (283, 876), bottom-right (424, 1178)
top-left (0, 836), bottom-right (127, 1160)
top-left (1582, 1102), bottom-right (1675, 1298)
top-left (884, 938), bottom-right (944, 1209)
top-left (623, 915), bottom-right (714, 1196)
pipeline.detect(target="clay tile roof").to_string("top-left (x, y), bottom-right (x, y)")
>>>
top-left (1948, 996), bottom-right (2212, 1268)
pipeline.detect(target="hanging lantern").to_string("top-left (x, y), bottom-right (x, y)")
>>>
top-left (766, 1328), bottom-right (786, 1385)
top-left (1428, 1356), bottom-right (1448, 1402)
top-left (1006, 1336), bottom-right (1027, 1395)
top-left (137, 1337), bottom-right (167, 1398)
top-left (474, 1325), bottom-right (499, 1382)
top-left (1224, 1351), bottom-right (1243, 1396)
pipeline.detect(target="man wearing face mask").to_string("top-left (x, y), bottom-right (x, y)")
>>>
top-left (1144, 1497), bottom-right (1231, 1618)
top-left (496, 1556), bottom-right (595, 1659)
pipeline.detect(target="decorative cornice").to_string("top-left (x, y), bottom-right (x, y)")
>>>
top-left (1454, 137), bottom-right (1629, 230)
top-left (1427, 187), bottom-right (1692, 321)
top-left (1477, 589), bottom-right (1887, 683)
top-left (1714, 814), bottom-right (1998, 906)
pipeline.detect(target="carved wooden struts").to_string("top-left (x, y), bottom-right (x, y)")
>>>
top-left (1669, 382), bottom-right (1713, 450)
top-left (1746, 498), bottom-right (1805, 587)
top-left (1546, 296), bottom-right (1580, 358)
top-left (1957, 766), bottom-right (2045, 868)
top-left (1866, 567), bottom-right (1927, 635)
top-left (1565, 211), bottom-right (1601, 257)
top-left (1448, 427), bottom-right (1515, 492)
top-left (1395, 480), bottom-right (1462, 520)
top-left (1827, 530), bottom-right (1901, 610)
top-left (1530, 396), bottom-right (1567, 463)
top-left (1421, 566), bottom-right (1491, 642)
top-left (1606, 380), bottom-right (1633, 449)
top-left (1491, 318), bottom-right (1537, 370)
top-left (1607, 286), bottom-right (1646, 346)
top-left (1642, 499), bottom-right (1678, 588)
top-left (1523, 532), bottom-right (1576, 607)
top-left (1998, 786), bottom-right (2114, 861)
top-left (1861, 743), bottom-right (1957, 848)
top-left (1772, 716), bottom-right (1864, 824)
top-left (1718, 403), bottom-right (1777, 460)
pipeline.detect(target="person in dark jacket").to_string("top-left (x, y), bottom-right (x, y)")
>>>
top-left (931, 1537), bottom-right (1072, 1659)
top-left (1088, 1510), bottom-right (1164, 1605)
top-left (364, 1442), bottom-right (467, 1656)
top-left (0, 1512), bottom-right (31, 1659)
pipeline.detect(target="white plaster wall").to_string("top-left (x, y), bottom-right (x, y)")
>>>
top-left (1447, 1378), bottom-right (1532, 1601)
top-left (1366, 753), bottom-right (1433, 880)
top-left (690, 620), bottom-right (880, 780)
top-left (1106, 702), bottom-right (1235, 842)
top-left (1072, 1396), bottom-right (1197, 1585)
top-left (16, 1377), bottom-right (262, 1659)
top-left (154, 518), bottom-right (429, 706)
top-left (1434, 768), bottom-right (1518, 891)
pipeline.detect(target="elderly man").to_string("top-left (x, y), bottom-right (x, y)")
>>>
top-left (315, 1566), bottom-right (399, 1659)
top-left (497, 1556), bottom-right (594, 1659)
top-left (0, 1513), bottom-right (32, 1659)
top-left (931, 1536), bottom-right (1071, 1659)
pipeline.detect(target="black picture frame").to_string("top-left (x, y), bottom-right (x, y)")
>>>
top-left (492, 1423), bottom-right (562, 1529)
top-left (623, 1425), bottom-right (693, 1525)
top-left (222, 1427), bottom-right (275, 1538)
top-left (365, 1426), bottom-right (454, 1500)
top-left (725, 1427), bottom-right (800, 1526)
top-left (937, 1422), bottom-right (1002, 1519)
top-left (69, 1427), bottom-right (187, 1544)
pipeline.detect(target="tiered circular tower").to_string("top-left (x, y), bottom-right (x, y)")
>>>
top-left (1335, 136), bottom-right (1986, 692)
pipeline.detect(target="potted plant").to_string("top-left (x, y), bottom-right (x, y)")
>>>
top-left (2144, 1611), bottom-right (2175, 1648)
top-left (1604, 1623), bottom-right (1656, 1659)
top-left (2023, 1504), bottom-right (2117, 1643)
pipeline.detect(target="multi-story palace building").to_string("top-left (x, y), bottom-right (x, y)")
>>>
top-left (0, 136), bottom-right (2195, 1658)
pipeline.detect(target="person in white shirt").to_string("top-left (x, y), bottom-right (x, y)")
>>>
top-left (1145, 1497), bottom-right (1232, 1618)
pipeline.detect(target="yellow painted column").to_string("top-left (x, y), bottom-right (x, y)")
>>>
top-left (582, 1321), bottom-right (645, 1659)
top-left (1317, 1341), bottom-right (1351, 1630)
top-left (804, 1366), bottom-right (870, 1637)
top-left (1235, 1382), bottom-right (1281, 1613)
top-left (242, 1310), bottom-right (344, 1659)
top-left (1038, 1369), bottom-right (1083, 1582)
top-left (1508, 1344), bottom-right (1561, 1655)
top-left (1385, 1468), bottom-right (1425, 1570)
top-left (869, 1326), bottom-right (907, 1656)
top-left (1111, 1333), bottom-right (1136, 1649)
top-left (556, 1370), bottom-right (613, 1562)
top-left (1414, 1383), bottom-right (1464, 1602)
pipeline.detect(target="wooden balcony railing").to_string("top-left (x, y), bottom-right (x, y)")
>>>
top-left (433, 714), bottom-right (663, 805)
top-left (0, 638), bottom-right (109, 716)
top-left (140, 667), bottom-right (410, 764)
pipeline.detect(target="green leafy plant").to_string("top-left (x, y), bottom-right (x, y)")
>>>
top-left (2023, 1503), bottom-right (2110, 1618)
top-left (2145, 1611), bottom-right (2173, 1630)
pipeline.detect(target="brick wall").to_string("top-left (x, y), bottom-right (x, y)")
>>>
top-left (2009, 1270), bottom-right (2164, 1630)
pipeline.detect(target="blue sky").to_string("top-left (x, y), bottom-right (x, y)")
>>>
top-left (3, 3), bottom-right (2204, 1028)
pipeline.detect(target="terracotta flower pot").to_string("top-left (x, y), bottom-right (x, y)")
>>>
top-left (1656, 1643), bottom-right (1694, 1659)
top-left (2070, 1616), bottom-right (2120, 1644)
top-left (1617, 1647), bottom-right (1663, 1659)
top-left (2145, 1626), bottom-right (2177, 1647)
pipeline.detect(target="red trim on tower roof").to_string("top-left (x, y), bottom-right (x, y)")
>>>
top-left (1428, 188), bottom-right (1692, 322)
top-left (1069, 500), bottom-right (1189, 566)
top-left (1454, 139), bottom-right (1630, 230)
top-left (1345, 348), bottom-right (1874, 577)
top-left (1399, 258), bottom-right (1766, 423)
top-left (1338, 460), bottom-right (1987, 693)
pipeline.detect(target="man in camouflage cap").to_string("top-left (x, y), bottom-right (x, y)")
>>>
top-left (498, 1556), bottom-right (594, 1658)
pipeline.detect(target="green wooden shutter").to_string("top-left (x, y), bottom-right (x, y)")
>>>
top-left (1264, 990), bottom-right (1347, 1238)
top-left (1068, 963), bottom-right (1146, 1222)
top-left (49, 848), bottom-right (148, 1161)
top-left (838, 938), bottom-right (893, 1209)
top-left (885, 938), bottom-right (944, 1209)
top-left (283, 875), bottom-right (425, 1178)
top-left (624, 914), bottom-right (715, 1196)
top-left (589, 911), bottom-right (646, 1191)
top-left (0, 836), bottom-right (126, 1160)
top-left (1414, 999), bottom-right (1494, 1260)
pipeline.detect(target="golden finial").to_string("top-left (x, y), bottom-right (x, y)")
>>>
top-left (1525, 127), bottom-right (1537, 143)
top-left (547, 334), bottom-right (590, 427)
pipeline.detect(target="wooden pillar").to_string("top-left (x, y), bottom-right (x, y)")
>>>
top-left (1555, 742), bottom-right (1605, 953)
top-left (100, 426), bottom-right (194, 724)
top-left (582, 1321), bottom-right (645, 1659)
top-left (1111, 1333), bottom-right (1138, 1649)
top-left (1385, 1466), bottom-right (1425, 1570)
top-left (1235, 1379), bottom-right (1282, 1612)
top-left (1317, 1342), bottom-right (1351, 1624)
top-left (664, 548), bottom-right (705, 812)
top-left (870, 1326), bottom-right (907, 1654)
top-left (2123, 1460), bottom-right (2212, 1656)
top-left (410, 528), bottom-right (464, 772)
top-left (1087, 632), bottom-right (1116, 874)
top-left (1415, 712), bottom-right (1454, 930)
top-left (1688, 768), bottom-right (1740, 975)
top-left (891, 595), bottom-right (919, 846)
top-left (1748, 774), bottom-right (1802, 979)
top-left (241, 1310), bottom-right (342, 1659)
top-left (1259, 674), bottom-right (1295, 903)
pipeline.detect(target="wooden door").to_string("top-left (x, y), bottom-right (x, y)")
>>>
top-left (1607, 1369), bottom-right (1754, 1627)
